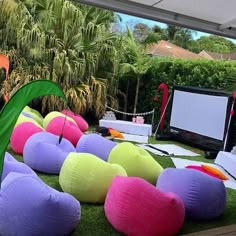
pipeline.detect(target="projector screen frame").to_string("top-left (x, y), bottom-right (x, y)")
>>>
top-left (167, 85), bottom-right (234, 152)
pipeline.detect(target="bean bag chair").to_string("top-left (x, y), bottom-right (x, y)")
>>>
top-left (104, 176), bottom-right (185, 236)
top-left (61, 109), bottom-right (89, 132)
top-left (59, 153), bottom-right (127, 203)
top-left (23, 106), bottom-right (44, 125)
top-left (43, 111), bottom-right (76, 129)
top-left (108, 142), bottom-right (163, 184)
top-left (76, 134), bottom-right (117, 161)
top-left (15, 113), bottom-right (42, 128)
top-left (0, 172), bottom-right (80, 236)
top-left (186, 165), bottom-right (228, 180)
top-left (47, 117), bottom-right (83, 146)
top-left (157, 168), bottom-right (227, 220)
top-left (10, 122), bottom-right (44, 155)
top-left (23, 132), bottom-right (76, 174)
top-left (2, 152), bottom-right (37, 182)
top-left (21, 111), bottom-right (33, 119)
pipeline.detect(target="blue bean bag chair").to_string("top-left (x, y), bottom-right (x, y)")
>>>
top-left (23, 132), bottom-right (76, 174)
top-left (157, 168), bottom-right (227, 220)
top-left (0, 172), bottom-right (81, 236)
top-left (76, 134), bottom-right (117, 161)
top-left (2, 152), bottom-right (37, 182)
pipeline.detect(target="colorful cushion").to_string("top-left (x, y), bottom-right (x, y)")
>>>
top-left (76, 134), bottom-right (117, 161)
top-left (43, 111), bottom-right (76, 129)
top-left (46, 116), bottom-right (83, 146)
top-left (0, 172), bottom-right (80, 236)
top-left (15, 113), bottom-right (42, 128)
top-left (59, 153), bottom-right (127, 203)
top-left (2, 152), bottom-right (37, 182)
top-left (202, 164), bottom-right (228, 181)
top-left (157, 168), bottom-right (227, 220)
top-left (108, 142), bottom-right (163, 184)
top-left (61, 109), bottom-right (89, 132)
top-left (10, 122), bottom-right (44, 155)
top-left (108, 128), bottom-right (124, 139)
top-left (23, 132), bottom-right (76, 174)
top-left (23, 106), bottom-right (44, 125)
top-left (186, 165), bottom-right (228, 180)
top-left (104, 176), bottom-right (185, 236)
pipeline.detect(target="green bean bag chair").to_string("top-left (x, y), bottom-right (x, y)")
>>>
top-left (108, 142), bottom-right (163, 185)
top-left (15, 114), bottom-right (42, 128)
top-left (23, 106), bottom-right (44, 126)
top-left (59, 153), bottom-right (127, 203)
top-left (43, 111), bottom-right (76, 129)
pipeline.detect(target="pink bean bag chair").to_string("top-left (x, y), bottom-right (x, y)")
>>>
top-left (10, 122), bottom-right (44, 154)
top-left (46, 116), bottom-right (83, 146)
top-left (104, 176), bottom-right (185, 236)
top-left (61, 109), bottom-right (88, 132)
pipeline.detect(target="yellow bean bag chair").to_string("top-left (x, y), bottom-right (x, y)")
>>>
top-left (43, 111), bottom-right (76, 129)
top-left (59, 153), bottom-right (127, 203)
top-left (15, 114), bottom-right (42, 128)
top-left (23, 106), bottom-right (44, 126)
top-left (108, 142), bottom-right (163, 185)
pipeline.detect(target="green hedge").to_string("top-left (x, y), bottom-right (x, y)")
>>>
top-left (121, 57), bottom-right (236, 124)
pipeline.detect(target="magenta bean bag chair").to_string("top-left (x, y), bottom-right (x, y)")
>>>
top-left (46, 116), bottom-right (83, 146)
top-left (23, 132), bottom-right (76, 174)
top-left (10, 122), bottom-right (44, 155)
top-left (2, 152), bottom-right (37, 182)
top-left (61, 109), bottom-right (89, 132)
top-left (104, 176), bottom-right (185, 236)
top-left (76, 134), bottom-right (117, 161)
top-left (0, 172), bottom-right (81, 236)
top-left (157, 168), bottom-right (227, 220)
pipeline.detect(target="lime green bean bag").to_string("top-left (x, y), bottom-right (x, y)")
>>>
top-left (23, 106), bottom-right (44, 125)
top-left (15, 114), bottom-right (42, 128)
top-left (108, 142), bottom-right (163, 185)
top-left (43, 111), bottom-right (76, 129)
top-left (59, 153), bottom-right (127, 203)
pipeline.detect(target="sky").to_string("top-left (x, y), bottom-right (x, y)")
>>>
top-left (117, 13), bottom-right (217, 40)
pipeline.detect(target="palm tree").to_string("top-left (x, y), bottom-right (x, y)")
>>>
top-left (119, 28), bottom-right (150, 114)
top-left (0, 0), bottom-right (121, 117)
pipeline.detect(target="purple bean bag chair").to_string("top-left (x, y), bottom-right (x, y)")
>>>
top-left (47, 116), bottom-right (83, 146)
top-left (10, 122), bottom-right (44, 155)
top-left (76, 134), bottom-right (117, 161)
top-left (104, 176), bottom-right (185, 236)
top-left (0, 172), bottom-right (80, 236)
top-left (157, 168), bottom-right (227, 220)
top-left (2, 152), bottom-right (37, 182)
top-left (61, 109), bottom-right (89, 132)
top-left (23, 132), bottom-right (76, 174)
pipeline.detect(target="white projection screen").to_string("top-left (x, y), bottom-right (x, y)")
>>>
top-left (170, 90), bottom-right (228, 140)
top-left (168, 86), bottom-right (234, 152)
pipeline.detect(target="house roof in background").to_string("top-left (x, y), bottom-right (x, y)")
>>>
top-left (76, 0), bottom-right (236, 40)
top-left (199, 50), bottom-right (236, 60)
top-left (146, 40), bottom-right (202, 59)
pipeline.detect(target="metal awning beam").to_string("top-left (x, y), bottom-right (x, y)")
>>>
top-left (75, 0), bottom-right (236, 39)
top-left (219, 17), bottom-right (236, 30)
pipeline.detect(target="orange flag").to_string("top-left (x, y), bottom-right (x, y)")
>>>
top-left (0, 54), bottom-right (9, 78)
top-left (0, 54), bottom-right (10, 102)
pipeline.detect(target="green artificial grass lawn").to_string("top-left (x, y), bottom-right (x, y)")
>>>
top-left (7, 137), bottom-right (236, 236)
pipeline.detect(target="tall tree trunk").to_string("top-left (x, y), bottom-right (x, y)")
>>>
top-left (133, 76), bottom-right (140, 114)
top-left (123, 79), bottom-right (130, 120)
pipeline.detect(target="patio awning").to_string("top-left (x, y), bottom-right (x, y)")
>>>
top-left (75, 0), bottom-right (236, 39)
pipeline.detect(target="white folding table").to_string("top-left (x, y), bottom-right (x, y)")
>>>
top-left (99, 119), bottom-right (152, 136)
